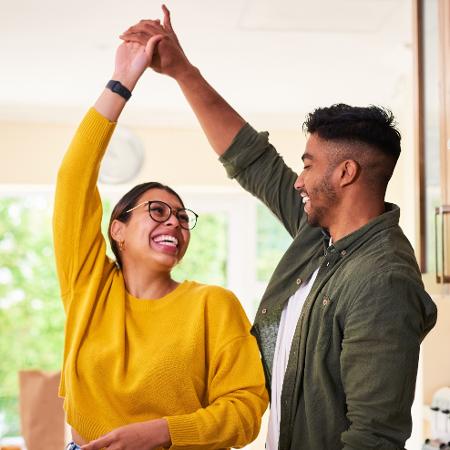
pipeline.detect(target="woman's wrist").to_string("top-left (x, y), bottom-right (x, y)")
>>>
top-left (95, 73), bottom-right (139, 121)
top-left (111, 73), bottom-right (139, 92)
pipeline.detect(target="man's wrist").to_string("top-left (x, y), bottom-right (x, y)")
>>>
top-left (174, 64), bottom-right (200, 84)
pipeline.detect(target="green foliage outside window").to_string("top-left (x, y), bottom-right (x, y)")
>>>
top-left (173, 212), bottom-right (227, 286)
top-left (0, 196), bottom-right (64, 437)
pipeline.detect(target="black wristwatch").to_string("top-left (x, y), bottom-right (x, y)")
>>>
top-left (105, 80), bottom-right (132, 101)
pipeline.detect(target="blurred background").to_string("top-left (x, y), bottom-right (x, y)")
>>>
top-left (0, 0), bottom-right (449, 449)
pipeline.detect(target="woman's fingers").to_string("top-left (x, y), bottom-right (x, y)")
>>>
top-left (145, 34), bottom-right (163, 60)
top-left (120, 31), bottom-right (152, 46)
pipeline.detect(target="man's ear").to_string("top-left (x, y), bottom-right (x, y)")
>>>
top-left (338, 159), bottom-right (360, 187)
top-left (110, 219), bottom-right (126, 243)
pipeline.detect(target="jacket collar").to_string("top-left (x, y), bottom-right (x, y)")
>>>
top-left (321, 202), bottom-right (400, 254)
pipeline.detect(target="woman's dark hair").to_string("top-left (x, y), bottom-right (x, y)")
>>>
top-left (302, 103), bottom-right (401, 161)
top-left (108, 182), bottom-right (185, 268)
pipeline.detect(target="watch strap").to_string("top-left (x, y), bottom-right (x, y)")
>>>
top-left (106, 80), bottom-right (132, 101)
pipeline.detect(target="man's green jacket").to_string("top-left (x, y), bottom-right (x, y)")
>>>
top-left (220, 124), bottom-right (437, 450)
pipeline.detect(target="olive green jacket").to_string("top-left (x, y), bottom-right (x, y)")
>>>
top-left (220, 124), bottom-right (437, 450)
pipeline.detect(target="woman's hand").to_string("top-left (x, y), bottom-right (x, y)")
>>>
top-left (80, 419), bottom-right (171, 450)
top-left (113, 35), bottom-right (163, 92)
top-left (120, 5), bottom-right (193, 80)
top-left (93, 34), bottom-right (162, 121)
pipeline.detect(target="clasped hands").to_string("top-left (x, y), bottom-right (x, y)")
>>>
top-left (120, 4), bottom-right (191, 79)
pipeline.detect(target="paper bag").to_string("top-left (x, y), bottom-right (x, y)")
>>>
top-left (19, 370), bottom-right (65, 450)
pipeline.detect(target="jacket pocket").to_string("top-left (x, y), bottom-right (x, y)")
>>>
top-left (312, 292), bottom-right (337, 351)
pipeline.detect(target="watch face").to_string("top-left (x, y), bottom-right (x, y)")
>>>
top-left (99, 126), bottom-right (145, 184)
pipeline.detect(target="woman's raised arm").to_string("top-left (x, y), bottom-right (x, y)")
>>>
top-left (53, 36), bottom-right (162, 305)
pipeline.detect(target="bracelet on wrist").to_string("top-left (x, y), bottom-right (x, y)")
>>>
top-left (105, 80), bottom-right (132, 101)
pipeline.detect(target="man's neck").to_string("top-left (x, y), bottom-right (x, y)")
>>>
top-left (328, 199), bottom-right (386, 243)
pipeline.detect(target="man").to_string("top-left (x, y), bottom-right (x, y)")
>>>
top-left (121, 8), bottom-right (437, 450)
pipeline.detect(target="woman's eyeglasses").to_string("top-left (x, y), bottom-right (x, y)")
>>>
top-left (125, 200), bottom-right (198, 230)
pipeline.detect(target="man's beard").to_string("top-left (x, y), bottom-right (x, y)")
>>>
top-left (304, 175), bottom-right (337, 228)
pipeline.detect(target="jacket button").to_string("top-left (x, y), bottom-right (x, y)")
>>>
top-left (341, 250), bottom-right (347, 256)
top-left (296, 278), bottom-right (302, 285)
top-left (323, 296), bottom-right (330, 306)
top-left (261, 308), bottom-right (267, 314)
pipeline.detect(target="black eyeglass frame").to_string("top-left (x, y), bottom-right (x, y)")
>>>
top-left (125, 200), bottom-right (198, 230)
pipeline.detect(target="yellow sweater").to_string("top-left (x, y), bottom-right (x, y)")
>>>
top-left (53, 108), bottom-right (268, 449)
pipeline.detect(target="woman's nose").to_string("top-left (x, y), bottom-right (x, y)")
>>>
top-left (163, 211), bottom-right (180, 227)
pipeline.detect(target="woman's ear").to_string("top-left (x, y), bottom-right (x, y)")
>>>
top-left (110, 219), bottom-right (126, 243)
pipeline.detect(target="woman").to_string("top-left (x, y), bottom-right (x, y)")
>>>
top-left (53, 34), bottom-right (268, 450)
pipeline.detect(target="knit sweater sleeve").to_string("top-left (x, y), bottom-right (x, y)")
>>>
top-left (53, 108), bottom-right (116, 307)
top-left (165, 290), bottom-right (269, 449)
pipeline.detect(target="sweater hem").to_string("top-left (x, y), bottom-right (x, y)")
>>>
top-left (65, 403), bottom-right (111, 442)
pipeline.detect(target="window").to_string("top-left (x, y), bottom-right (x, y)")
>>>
top-left (0, 187), bottom-right (291, 440)
top-left (0, 192), bottom-right (63, 437)
top-left (421, 0), bottom-right (441, 274)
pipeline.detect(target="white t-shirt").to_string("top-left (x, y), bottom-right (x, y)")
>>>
top-left (266, 267), bottom-right (320, 450)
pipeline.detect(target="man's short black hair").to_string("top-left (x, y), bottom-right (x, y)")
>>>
top-left (303, 103), bottom-right (401, 161)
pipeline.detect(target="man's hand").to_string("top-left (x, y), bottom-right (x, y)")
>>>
top-left (80, 419), bottom-right (171, 450)
top-left (120, 5), bottom-right (193, 80)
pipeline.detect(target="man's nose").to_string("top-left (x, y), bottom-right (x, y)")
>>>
top-left (294, 172), bottom-right (304, 191)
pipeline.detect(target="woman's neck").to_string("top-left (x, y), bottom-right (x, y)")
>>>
top-left (121, 264), bottom-right (179, 300)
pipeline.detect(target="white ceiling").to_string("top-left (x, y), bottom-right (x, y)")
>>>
top-left (0, 0), bottom-right (412, 128)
